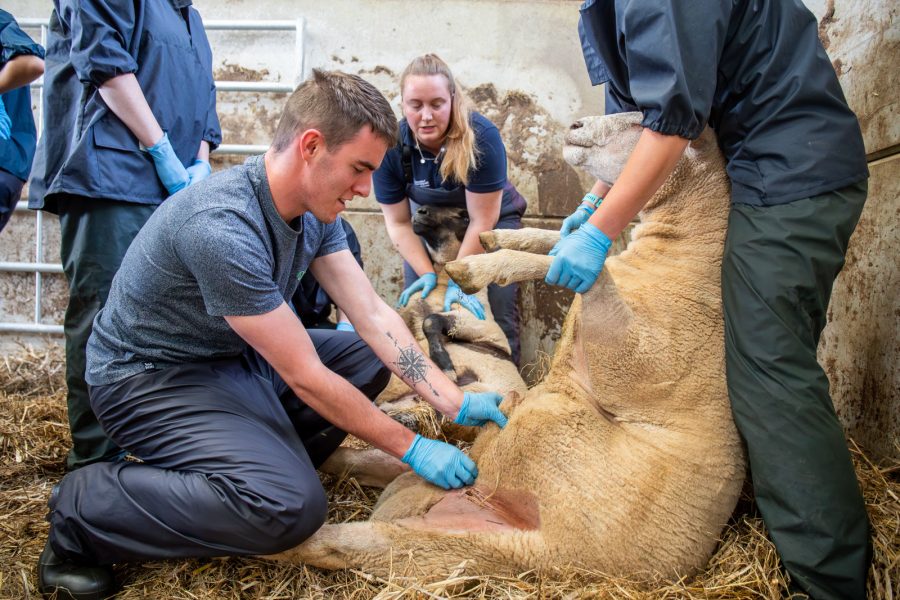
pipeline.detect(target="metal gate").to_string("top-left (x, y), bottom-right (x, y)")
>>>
top-left (0, 17), bottom-right (305, 335)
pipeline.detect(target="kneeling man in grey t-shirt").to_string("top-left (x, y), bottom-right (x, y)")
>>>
top-left (38, 70), bottom-right (509, 597)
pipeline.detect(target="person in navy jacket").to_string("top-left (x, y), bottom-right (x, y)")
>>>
top-left (551, 1), bottom-right (871, 598)
top-left (373, 54), bottom-right (527, 365)
top-left (0, 10), bottom-right (44, 234)
top-left (28, 0), bottom-right (221, 471)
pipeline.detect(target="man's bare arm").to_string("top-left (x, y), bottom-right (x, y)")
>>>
top-left (311, 250), bottom-right (465, 417)
top-left (225, 304), bottom-right (415, 459)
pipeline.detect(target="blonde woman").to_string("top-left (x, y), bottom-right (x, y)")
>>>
top-left (373, 54), bottom-right (526, 364)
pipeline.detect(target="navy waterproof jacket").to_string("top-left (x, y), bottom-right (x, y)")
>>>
top-left (578, 0), bottom-right (868, 206)
top-left (0, 10), bottom-right (45, 182)
top-left (29, 0), bottom-right (221, 212)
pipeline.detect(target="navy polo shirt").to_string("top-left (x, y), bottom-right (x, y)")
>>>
top-left (373, 112), bottom-right (508, 205)
top-left (578, 0), bottom-right (868, 206)
top-left (0, 10), bottom-right (45, 182)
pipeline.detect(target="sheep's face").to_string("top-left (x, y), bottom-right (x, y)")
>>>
top-left (563, 112), bottom-right (644, 186)
top-left (412, 205), bottom-right (469, 265)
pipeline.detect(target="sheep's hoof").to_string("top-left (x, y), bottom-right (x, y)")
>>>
top-left (479, 230), bottom-right (502, 252)
top-left (444, 260), bottom-right (486, 294)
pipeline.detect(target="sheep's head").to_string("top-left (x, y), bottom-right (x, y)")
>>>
top-left (563, 112), bottom-right (644, 186)
top-left (412, 205), bottom-right (469, 266)
top-left (563, 112), bottom-right (727, 217)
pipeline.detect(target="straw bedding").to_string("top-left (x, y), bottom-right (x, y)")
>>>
top-left (1, 345), bottom-right (896, 599)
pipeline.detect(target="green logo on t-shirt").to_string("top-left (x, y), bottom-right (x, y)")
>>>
top-left (297, 270), bottom-right (305, 281)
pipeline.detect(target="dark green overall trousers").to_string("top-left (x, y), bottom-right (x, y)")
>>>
top-left (722, 180), bottom-right (872, 599)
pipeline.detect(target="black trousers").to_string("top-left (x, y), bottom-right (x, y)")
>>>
top-left (58, 197), bottom-right (157, 469)
top-left (48, 330), bottom-right (390, 565)
top-left (722, 181), bottom-right (871, 600)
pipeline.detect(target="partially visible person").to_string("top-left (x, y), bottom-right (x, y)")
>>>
top-left (37, 70), bottom-right (507, 600)
top-left (549, 1), bottom-right (871, 598)
top-left (373, 54), bottom-right (527, 365)
top-left (28, 0), bottom-right (221, 470)
top-left (0, 9), bottom-right (44, 234)
top-left (293, 217), bottom-right (363, 331)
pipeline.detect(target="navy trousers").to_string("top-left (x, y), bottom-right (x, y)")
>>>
top-left (0, 169), bottom-right (24, 234)
top-left (48, 330), bottom-right (390, 565)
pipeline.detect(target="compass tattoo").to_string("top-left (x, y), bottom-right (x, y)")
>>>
top-left (387, 332), bottom-right (439, 397)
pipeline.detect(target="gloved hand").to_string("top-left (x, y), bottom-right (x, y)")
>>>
top-left (144, 132), bottom-right (190, 195)
top-left (545, 222), bottom-right (612, 293)
top-left (335, 321), bottom-right (355, 332)
top-left (0, 98), bottom-right (11, 140)
top-left (454, 391), bottom-right (507, 428)
top-left (186, 158), bottom-right (211, 186)
top-left (560, 193), bottom-right (602, 238)
top-left (398, 272), bottom-right (437, 307)
top-left (561, 206), bottom-right (594, 238)
top-left (443, 278), bottom-right (485, 320)
top-left (402, 434), bottom-right (477, 489)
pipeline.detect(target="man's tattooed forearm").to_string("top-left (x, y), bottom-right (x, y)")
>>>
top-left (386, 332), bottom-right (439, 397)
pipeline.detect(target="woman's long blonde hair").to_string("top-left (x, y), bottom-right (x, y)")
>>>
top-left (400, 54), bottom-right (478, 187)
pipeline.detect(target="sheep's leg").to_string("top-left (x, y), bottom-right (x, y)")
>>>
top-left (425, 310), bottom-right (511, 356)
top-left (267, 487), bottom-right (541, 577)
top-left (479, 227), bottom-right (559, 254)
top-left (421, 313), bottom-right (458, 379)
top-left (445, 249), bottom-right (553, 294)
top-left (319, 447), bottom-right (409, 488)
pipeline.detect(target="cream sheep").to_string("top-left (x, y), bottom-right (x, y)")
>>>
top-left (271, 111), bottom-right (745, 580)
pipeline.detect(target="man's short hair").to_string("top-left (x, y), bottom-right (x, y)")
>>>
top-left (271, 69), bottom-right (398, 153)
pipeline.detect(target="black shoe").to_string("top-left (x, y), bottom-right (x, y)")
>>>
top-left (37, 539), bottom-right (115, 600)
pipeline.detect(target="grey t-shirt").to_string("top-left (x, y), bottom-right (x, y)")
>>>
top-left (86, 155), bottom-right (348, 386)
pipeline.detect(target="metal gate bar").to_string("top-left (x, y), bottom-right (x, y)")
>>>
top-left (0, 18), bottom-right (303, 335)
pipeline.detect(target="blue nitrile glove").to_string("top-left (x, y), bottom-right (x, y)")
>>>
top-left (546, 222), bottom-right (612, 294)
top-left (560, 193), bottom-right (603, 238)
top-left (402, 434), bottom-right (478, 489)
top-left (561, 205), bottom-right (594, 238)
top-left (144, 132), bottom-right (190, 195)
top-left (0, 98), bottom-right (11, 140)
top-left (443, 278), bottom-right (485, 320)
top-left (398, 272), bottom-right (437, 307)
top-left (186, 158), bottom-right (211, 186)
top-left (335, 321), bottom-right (355, 332)
top-left (454, 391), bottom-right (507, 428)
